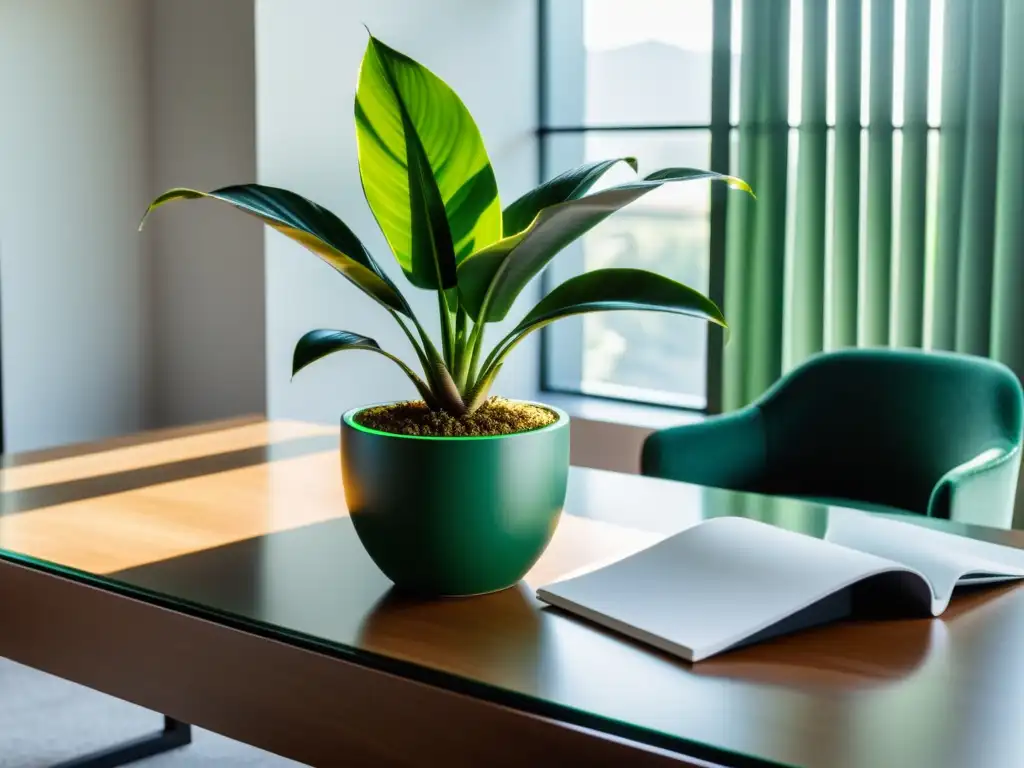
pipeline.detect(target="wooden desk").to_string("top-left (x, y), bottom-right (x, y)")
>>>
top-left (1, 418), bottom-right (1023, 768)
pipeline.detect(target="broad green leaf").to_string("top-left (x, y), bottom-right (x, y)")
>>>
top-left (515, 268), bottom-right (726, 332)
top-left (292, 329), bottom-right (383, 376)
top-left (142, 185), bottom-right (411, 316)
top-left (458, 168), bottom-right (751, 323)
top-left (356, 36), bottom-right (501, 288)
top-left (406, 111), bottom-right (457, 288)
top-left (292, 329), bottom-right (438, 407)
top-left (477, 269), bottom-right (726, 383)
top-left (501, 157), bottom-right (638, 237)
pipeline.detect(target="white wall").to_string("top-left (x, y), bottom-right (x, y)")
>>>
top-left (0, 0), bottom-right (262, 452)
top-left (148, 0), bottom-right (264, 427)
top-left (255, 0), bottom-right (540, 423)
top-left (0, 0), bottom-right (151, 452)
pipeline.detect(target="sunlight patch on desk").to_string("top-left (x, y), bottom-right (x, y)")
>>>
top-left (0, 421), bottom-right (335, 492)
top-left (0, 449), bottom-right (346, 574)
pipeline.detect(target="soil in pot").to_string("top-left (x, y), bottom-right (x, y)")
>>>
top-left (355, 397), bottom-right (557, 437)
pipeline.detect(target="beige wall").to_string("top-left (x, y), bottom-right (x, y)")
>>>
top-left (0, 0), bottom-right (262, 451)
top-left (0, 0), bottom-right (151, 451)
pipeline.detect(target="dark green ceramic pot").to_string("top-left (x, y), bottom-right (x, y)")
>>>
top-left (341, 402), bottom-right (570, 597)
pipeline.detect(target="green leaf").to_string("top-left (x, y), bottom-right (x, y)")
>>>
top-left (407, 113), bottom-right (457, 288)
top-left (501, 157), bottom-right (638, 237)
top-left (356, 36), bottom-right (501, 288)
top-left (458, 168), bottom-right (751, 323)
top-left (292, 329), bottom-right (438, 407)
top-left (515, 268), bottom-right (726, 332)
top-left (476, 269), bottom-right (726, 384)
top-left (141, 185), bottom-right (411, 316)
top-left (292, 329), bottom-right (381, 376)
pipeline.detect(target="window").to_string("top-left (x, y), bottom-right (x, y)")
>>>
top-left (540, 0), bottom-right (959, 413)
top-left (540, 0), bottom-right (727, 411)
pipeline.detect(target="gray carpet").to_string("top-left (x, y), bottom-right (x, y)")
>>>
top-left (0, 657), bottom-right (306, 767)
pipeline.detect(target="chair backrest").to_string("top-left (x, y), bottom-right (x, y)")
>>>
top-left (756, 349), bottom-right (1024, 514)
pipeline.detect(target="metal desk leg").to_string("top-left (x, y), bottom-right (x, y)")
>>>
top-left (50, 716), bottom-right (191, 768)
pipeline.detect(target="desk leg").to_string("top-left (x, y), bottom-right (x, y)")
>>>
top-left (50, 716), bottom-right (191, 768)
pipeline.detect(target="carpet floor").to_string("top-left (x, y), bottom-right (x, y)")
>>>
top-left (0, 657), bottom-right (306, 767)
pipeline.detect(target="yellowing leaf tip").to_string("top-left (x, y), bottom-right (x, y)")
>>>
top-left (726, 176), bottom-right (755, 198)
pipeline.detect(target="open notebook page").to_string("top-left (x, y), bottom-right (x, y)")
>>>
top-left (537, 517), bottom-right (926, 662)
top-left (825, 508), bottom-right (1024, 612)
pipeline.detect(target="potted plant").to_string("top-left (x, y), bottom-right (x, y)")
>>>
top-left (141, 35), bottom-right (751, 597)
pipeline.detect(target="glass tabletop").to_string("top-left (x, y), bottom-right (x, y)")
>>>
top-left (2, 419), bottom-right (1023, 768)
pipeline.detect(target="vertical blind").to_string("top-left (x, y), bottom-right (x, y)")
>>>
top-left (723, 0), bottom-right (1024, 412)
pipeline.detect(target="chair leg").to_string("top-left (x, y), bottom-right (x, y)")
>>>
top-left (50, 716), bottom-right (191, 768)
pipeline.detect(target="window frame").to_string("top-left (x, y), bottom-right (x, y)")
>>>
top-left (536, 0), bottom-right (735, 415)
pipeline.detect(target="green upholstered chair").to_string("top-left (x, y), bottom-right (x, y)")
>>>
top-left (642, 349), bottom-right (1024, 529)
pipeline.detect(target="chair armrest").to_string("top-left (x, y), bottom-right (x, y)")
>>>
top-left (927, 445), bottom-right (1022, 528)
top-left (641, 406), bottom-right (767, 490)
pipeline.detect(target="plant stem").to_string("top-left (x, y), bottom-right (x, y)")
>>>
top-left (463, 320), bottom-right (487, 393)
top-left (465, 363), bottom-right (501, 413)
top-left (437, 288), bottom-right (454, 369)
top-left (374, 349), bottom-right (441, 409)
top-left (455, 306), bottom-right (467, 356)
top-left (388, 310), bottom-right (431, 382)
top-left (472, 324), bottom-right (527, 397)
top-left (409, 315), bottom-right (451, 399)
top-left (477, 330), bottom-right (511, 385)
top-left (453, 306), bottom-right (470, 391)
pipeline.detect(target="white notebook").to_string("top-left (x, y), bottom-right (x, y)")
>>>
top-left (536, 509), bottom-right (1024, 662)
